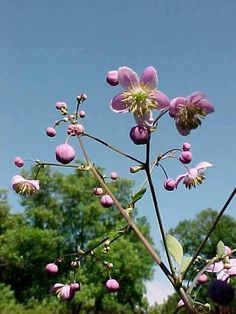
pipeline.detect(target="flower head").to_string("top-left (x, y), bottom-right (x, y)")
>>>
top-left (50, 283), bottom-right (75, 301)
top-left (169, 92), bottom-right (214, 135)
top-left (109, 66), bottom-right (170, 129)
top-left (12, 175), bottom-right (40, 196)
top-left (175, 162), bottom-right (213, 189)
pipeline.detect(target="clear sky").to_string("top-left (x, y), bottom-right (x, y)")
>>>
top-left (1, 0), bottom-right (236, 304)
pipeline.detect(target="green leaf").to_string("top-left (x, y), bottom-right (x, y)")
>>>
top-left (217, 240), bottom-right (225, 258)
top-left (180, 256), bottom-right (192, 274)
top-left (131, 187), bottom-right (146, 204)
top-left (166, 234), bottom-right (183, 265)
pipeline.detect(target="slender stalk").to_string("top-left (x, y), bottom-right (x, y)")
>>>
top-left (84, 133), bottom-right (144, 164)
top-left (182, 186), bottom-right (236, 279)
top-left (77, 136), bottom-right (196, 313)
top-left (145, 140), bottom-right (175, 275)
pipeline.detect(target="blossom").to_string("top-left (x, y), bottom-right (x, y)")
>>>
top-left (105, 279), bottom-right (120, 292)
top-left (12, 175), bottom-right (40, 196)
top-left (50, 283), bottom-right (75, 301)
top-left (175, 162), bottom-right (213, 189)
top-left (217, 259), bottom-right (236, 281)
top-left (109, 66), bottom-right (170, 129)
top-left (169, 92), bottom-right (214, 135)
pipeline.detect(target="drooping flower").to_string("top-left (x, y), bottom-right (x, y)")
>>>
top-left (12, 175), bottom-right (40, 196)
top-left (109, 66), bottom-right (170, 129)
top-left (175, 162), bottom-right (213, 189)
top-left (50, 283), bottom-right (75, 301)
top-left (169, 92), bottom-right (214, 135)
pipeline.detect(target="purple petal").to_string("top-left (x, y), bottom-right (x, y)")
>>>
top-left (118, 67), bottom-right (139, 89)
top-left (110, 93), bottom-right (129, 113)
top-left (229, 259), bottom-right (236, 266)
top-left (12, 175), bottom-right (25, 187)
top-left (140, 66), bottom-right (158, 89)
top-left (29, 179), bottom-right (40, 191)
top-left (134, 111), bottom-right (154, 129)
top-left (206, 261), bottom-right (224, 273)
top-left (153, 90), bottom-right (170, 109)
top-left (217, 269), bottom-right (230, 281)
top-left (197, 99), bottom-right (215, 114)
top-left (228, 266), bottom-right (236, 276)
top-left (187, 91), bottom-right (204, 104)
top-left (169, 97), bottom-right (187, 116)
top-left (186, 168), bottom-right (198, 180)
top-left (175, 174), bottom-right (187, 188)
top-left (195, 162), bottom-right (213, 171)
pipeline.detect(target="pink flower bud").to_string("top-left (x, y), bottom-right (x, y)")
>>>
top-left (46, 127), bottom-right (56, 137)
top-left (177, 299), bottom-right (184, 308)
top-left (106, 71), bottom-right (119, 86)
top-left (67, 124), bottom-right (84, 136)
top-left (164, 179), bottom-right (176, 191)
top-left (197, 274), bottom-right (208, 284)
top-left (179, 151), bottom-right (192, 164)
top-left (100, 194), bottom-right (113, 208)
top-left (110, 172), bottom-right (118, 180)
top-left (14, 156), bottom-right (24, 168)
top-left (79, 110), bottom-right (86, 118)
top-left (105, 279), bottom-right (119, 292)
top-left (55, 102), bottom-right (67, 110)
top-left (182, 142), bottom-right (191, 151)
top-left (55, 143), bottom-right (75, 164)
top-left (45, 263), bottom-right (58, 275)
top-left (106, 262), bottom-right (113, 269)
top-left (129, 125), bottom-right (151, 145)
top-left (93, 187), bottom-right (103, 195)
top-left (70, 282), bottom-right (81, 291)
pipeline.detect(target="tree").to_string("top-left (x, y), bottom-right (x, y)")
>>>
top-left (1, 166), bottom-right (155, 313)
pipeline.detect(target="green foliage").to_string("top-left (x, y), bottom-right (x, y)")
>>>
top-left (0, 166), bottom-right (154, 313)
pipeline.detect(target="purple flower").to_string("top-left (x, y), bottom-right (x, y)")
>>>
top-left (109, 66), bottom-right (170, 129)
top-left (50, 283), bottom-right (75, 301)
top-left (12, 175), bottom-right (40, 196)
top-left (169, 92), bottom-right (214, 135)
top-left (175, 162), bottom-right (213, 189)
top-left (217, 259), bottom-right (236, 281)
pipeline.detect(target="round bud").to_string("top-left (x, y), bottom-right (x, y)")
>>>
top-left (70, 282), bottom-right (80, 292)
top-left (110, 172), bottom-right (118, 180)
top-left (67, 124), bottom-right (84, 136)
top-left (46, 127), bottom-right (56, 137)
top-left (208, 280), bottom-right (235, 305)
top-left (100, 194), bottom-right (113, 208)
top-left (179, 151), bottom-right (192, 164)
top-left (55, 143), bottom-right (75, 164)
top-left (79, 110), bottom-right (86, 118)
top-left (106, 70), bottom-right (119, 86)
top-left (163, 179), bottom-right (176, 191)
top-left (197, 274), bottom-right (208, 284)
top-left (129, 125), bottom-right (151, 145)
top-left (105, 279), bottom-right (119, 292)
top-left (45, 263), bottom-right (58, 275)
top-left (106, 262), bottom-right (113, 270)
top-left (55, 102), bottom-right (66, 110)
top-left (71, 260), bottom-right (80, 268)
top-left (182, 142), bottom-right (191, 151)
top-left (14, 156), bottom-right (24, 168)
top-left (93, 187), bottom-right (103, 195)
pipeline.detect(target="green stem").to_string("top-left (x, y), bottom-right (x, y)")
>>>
top-left (182, 186), bottom-right (236, 279)
top-left (145, 140), bottom-right (175, 276)
top-left (77, 136), bottom-right (196, 313)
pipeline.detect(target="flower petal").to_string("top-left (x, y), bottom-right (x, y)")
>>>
top-left (118, 66), bottom-right (139, 89)
top-left (134, 111), bottom-right (154, 129)
top-left (11, 175), bottom-right (25, 186)
top-left (186, 91), bottom-right (204, 104)
top-left (195, 162), bottom-right (213, 171)
top-left (169, 97), bottom-right (187, 116)
top-left (175, 173), bottom-right (187, 188)
top-left (153, 90), bottom-right (170, 109)
top-left (197, 99), bottom-right (215, 114)
top-left (110, 93), bottom-right (129, 113)
top-left (140, 66), bottom-right (158, 89)
top-left (29, 179), bottom-right (40, 191)
top-left (206, 261), bottom-right (224, 273)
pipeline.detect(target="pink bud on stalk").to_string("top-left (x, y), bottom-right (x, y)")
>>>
top-left (14, 156), bottom-right (24, 168)
top-left (179, 151), bottom-right (192, 164)
top-left (55, 143), bottom-right (75, 164)
top-left (67, 124), bottom-right (84, 136)
top-left (182, 142), bottom-right (191, 151)
top-left (70, 282), bottom-right (81, 291)
top-left (46, 127), bottom-right (56, 137)
top-left (100, 194), bottom-right (113, 207)
top-left (163, 179), bottom-right (176, 191)
top-left (197, 274), bottom-right (208, 284)
top-left (105, 279), bottom-right (120, 292)
top-left (93, 187), bottom-right (103, 195)
top-left (79, 110), bottom-right (86, 118)
top-left (129, 125), bottom-right (151, 145)
top-left (110, 172), bottom-right (118, 180)
top-left (45, 263), bottom-right (58, 275)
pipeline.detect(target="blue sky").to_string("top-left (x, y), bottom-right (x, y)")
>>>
top-left (1, 0), bottom-right (236, 304)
